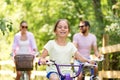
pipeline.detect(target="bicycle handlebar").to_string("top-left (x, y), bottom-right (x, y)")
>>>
top-left (83, 55), bottom-right (104, 68)
top-left (38, 60), bottom-right (84, 78)
top-left (38, 55), bottom-right (104, 79)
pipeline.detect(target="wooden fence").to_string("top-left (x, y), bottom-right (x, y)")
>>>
top-left (0, 44), bottom-right (120, 80)
top-left (0, 58), bottom-right (47, 80)
top-left (98, 44), bottom-right (120, 79)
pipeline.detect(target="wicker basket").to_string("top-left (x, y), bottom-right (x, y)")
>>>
top-left (14, 54), bottom-right (34, 71)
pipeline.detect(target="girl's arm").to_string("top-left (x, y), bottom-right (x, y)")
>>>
top-left (39, 48), bottom-right (48, 64)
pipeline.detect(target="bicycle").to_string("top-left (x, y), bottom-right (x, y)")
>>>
top-left (38, 59), bottom-right (85, 80)
top-left (19, 71), bottom-right (29, 80)
top-left (14, 52), bottom-right (39, 80)
top-left (81, 55), bottom-right (104, 80)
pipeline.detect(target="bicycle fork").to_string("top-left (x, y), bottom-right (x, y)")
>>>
top-left (82, 68), bottom-right (95, 80)
top-left (64, 74), bottom-right (73, 80)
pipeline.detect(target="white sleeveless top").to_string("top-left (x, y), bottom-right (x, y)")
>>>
top-left (16, 39), bottom-right (30, 54)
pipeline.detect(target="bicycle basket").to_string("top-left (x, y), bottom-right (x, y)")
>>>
top-left (14, 54), bottom-right (34, 71)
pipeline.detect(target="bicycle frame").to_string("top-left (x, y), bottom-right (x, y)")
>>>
top-left (38, 60), bottom-right (84, 80)
top-left (81, 55), bottom-right (104, 80)
top-left (82, 63), bottom-right (97, 80)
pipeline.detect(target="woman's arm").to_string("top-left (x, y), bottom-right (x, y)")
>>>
top-left (29, 32), bottom-right (37, 51)
top-left (12, 34), bottom-right (19, 57)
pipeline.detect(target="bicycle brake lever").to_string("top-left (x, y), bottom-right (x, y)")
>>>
top-left (99, 55), bottom-right (104, 61)
top-left (84, 63), bottom-right (96, 67)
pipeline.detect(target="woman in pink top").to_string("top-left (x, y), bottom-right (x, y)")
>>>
top-left (12, 21), bottom-right (37, 80)
top-left (73, 21), bottom-right (101, 80)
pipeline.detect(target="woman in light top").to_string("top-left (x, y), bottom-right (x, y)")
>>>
top-left (39, 19), bottom-right (94, 80)
top-left (12, 21), bottom-right (37, 80)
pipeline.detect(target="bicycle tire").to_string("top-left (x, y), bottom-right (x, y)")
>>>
top-left (20, 72), bottom-right (24, 80)
top-left (20, 71), bottom-right (29, 80)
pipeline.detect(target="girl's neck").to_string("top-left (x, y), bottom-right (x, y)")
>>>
top-left (55, 37), bottom-right (67, 46)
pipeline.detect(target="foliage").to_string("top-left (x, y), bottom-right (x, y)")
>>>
top-left (103, 52), bottom-right (120, 70)
top-left (105, 2), bottom-right (120, 45)
top-left (0, 0), bottom-right (120, 77)
top-left (0, 18), bottom-right (12, 35)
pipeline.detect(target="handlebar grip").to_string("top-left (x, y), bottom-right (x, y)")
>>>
top-left (38, 60), bottom-right (49, 66)
top-left (38, 61), bottom-right (41, 66)
top-left (100, 55), bottom-right (104, 60)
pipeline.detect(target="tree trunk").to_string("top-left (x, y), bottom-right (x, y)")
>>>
top-left (108, 0), bottom-right (117, 15)
top-left (92, 0), bottom-right (104, 29)
top-left (92, 1), bottom-right (110, 78)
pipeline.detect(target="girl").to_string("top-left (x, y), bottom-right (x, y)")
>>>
top-left (39, 19), bottom-right (93, 80)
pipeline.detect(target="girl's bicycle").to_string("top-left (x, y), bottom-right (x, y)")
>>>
top-left (38, 60), bottom-right (84, 80)
top-left (38, 55), bottom-right (104, 80)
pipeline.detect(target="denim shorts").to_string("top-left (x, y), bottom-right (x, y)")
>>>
top-left (46, 71), bottom-right (64, 80)
top-left (74, 60), bottom-right (83, 73)
top-left (74, 60), bottom-right (97, 75)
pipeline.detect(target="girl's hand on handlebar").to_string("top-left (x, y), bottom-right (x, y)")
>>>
top-left (39, 58), bottom-right (47, 65)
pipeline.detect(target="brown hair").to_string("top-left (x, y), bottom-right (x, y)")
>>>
top-left (80, 21), bottom-right (90, 27)
top-left (20, 20), bottom-right (27, 26)
top-left (54, 19), bottom-right (70, 32)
